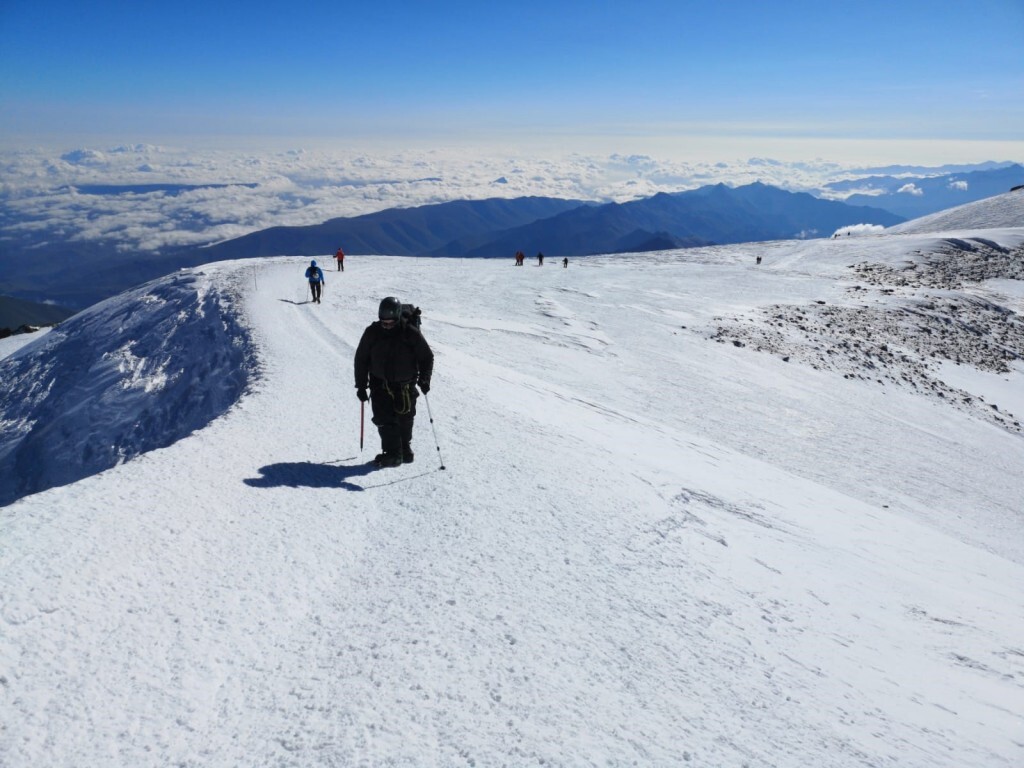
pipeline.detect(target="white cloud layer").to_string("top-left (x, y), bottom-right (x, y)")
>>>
top-left (0, 144), bottom-right (1012, 254)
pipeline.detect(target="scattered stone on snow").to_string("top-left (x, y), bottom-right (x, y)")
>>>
top-left (710, 239), bottom-right (1024, 435)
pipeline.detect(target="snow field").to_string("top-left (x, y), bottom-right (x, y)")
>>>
top-left (1, 231), bottom-right (1023, 766)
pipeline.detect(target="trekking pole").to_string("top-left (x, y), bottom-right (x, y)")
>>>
top-left (307, 283), bottom-right (311, 303)
top-left (360, 401), bottom-right (365, 452)
top-left (423, 392), bottom-right (446, 470)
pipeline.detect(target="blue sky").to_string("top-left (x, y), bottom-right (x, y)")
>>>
top-left (1, 0), bottom-right (1022, 161)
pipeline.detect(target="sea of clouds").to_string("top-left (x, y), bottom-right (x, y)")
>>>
top-left (0, 143), bottom-right (984, 254)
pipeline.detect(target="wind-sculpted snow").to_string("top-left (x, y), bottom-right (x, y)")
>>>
top-left (0, 267), bottom-right (255, 506)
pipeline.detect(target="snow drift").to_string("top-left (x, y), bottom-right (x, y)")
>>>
top-left (0, 267), bottom-right (254, 506)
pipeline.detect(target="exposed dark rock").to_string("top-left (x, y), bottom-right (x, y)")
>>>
top-left (710, 239), bottom-right (1024, 435)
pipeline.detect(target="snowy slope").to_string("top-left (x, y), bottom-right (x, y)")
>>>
top-left (1, 225), bottom-right (1023, 766)
top-left (888, 188), bottom-right (1024, 233)
top-left (0, 269), bottom-right (254, 506)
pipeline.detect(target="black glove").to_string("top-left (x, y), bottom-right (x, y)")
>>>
top-left (357, 387), bottom-right (369, 402)
top-left (417, 380), bottom-right (430, 395)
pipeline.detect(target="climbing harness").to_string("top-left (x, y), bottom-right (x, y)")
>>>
top-left (383, 380), bottom-right (414, 415)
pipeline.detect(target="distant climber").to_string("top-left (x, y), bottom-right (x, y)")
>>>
top-left (537, 252), bottom-right (545, 266)
top-left (335, 247), bottom-right (345, 271)
top-left (562, 257), bottom-right (568, 268)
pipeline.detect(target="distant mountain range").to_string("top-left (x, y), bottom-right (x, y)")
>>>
top-left (825, 163), bottom-right (1024, 219)
top-left (191, 196), bottom-right (588, 261)
top-left (439, 182), bottom-right (903, 257)
top-left (8, 167), bottom-right (1024, 313)
top-left (189, 181), bottom-right (902, 263)
top-left (849, 160), bottom-right (1018, 176)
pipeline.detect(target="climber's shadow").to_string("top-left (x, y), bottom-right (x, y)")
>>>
top-left (244, 459), bottom-right (373, 491)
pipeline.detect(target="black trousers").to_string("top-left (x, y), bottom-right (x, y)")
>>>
top-left (310, 281), bottom-right (322, 301)
top-left (369, 381), bottom-right (418, 457)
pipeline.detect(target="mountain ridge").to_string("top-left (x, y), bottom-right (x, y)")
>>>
top-left (447, 182), bottom-right (903, 257)
top-left (830, 163), bottom-right (1024, 219)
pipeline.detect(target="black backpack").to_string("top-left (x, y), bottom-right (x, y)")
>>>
top-left (401, 304), bottom-right (422, 329)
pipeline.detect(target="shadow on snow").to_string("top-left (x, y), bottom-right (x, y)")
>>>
top-left (244, 459), bottom-right (438, 491)
top-left (244, 460), bottom-right (376, 491)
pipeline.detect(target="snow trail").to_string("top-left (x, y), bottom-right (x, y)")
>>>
top-left (2, 234), bottom-right (1023, 766)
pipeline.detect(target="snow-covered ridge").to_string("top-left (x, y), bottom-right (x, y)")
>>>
top-left (0, 267), bottom-right (255, 506)
top-left (1, 199), bottom-right (1023, 766)
top-left (888, 188), bottom-right (1024, 233)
